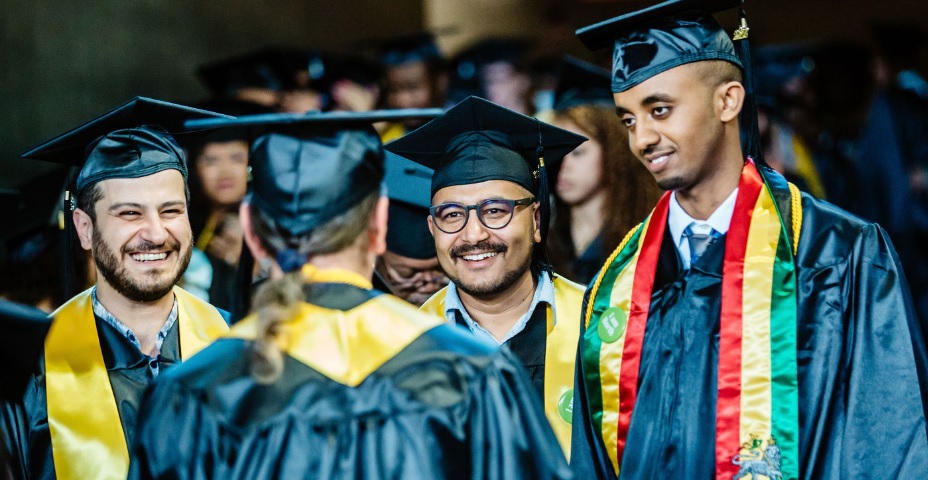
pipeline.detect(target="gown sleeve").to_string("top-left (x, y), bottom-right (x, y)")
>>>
top-left (813, 223), bottom-right (928, 476)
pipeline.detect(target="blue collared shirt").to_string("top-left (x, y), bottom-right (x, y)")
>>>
top-left (441, 271), bottom-right (556, 345)
top-left (91, 287), bottom-right (178, 377)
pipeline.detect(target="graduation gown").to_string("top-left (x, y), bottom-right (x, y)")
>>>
top-left (129, 281), bottom-right (570, 480)
top-left (1, 313), bottom-right (183, 479)
top-left (571, 171), bottom-right (928, 479)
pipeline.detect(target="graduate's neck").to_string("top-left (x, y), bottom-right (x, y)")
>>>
top-left (457, 269), bottom-right (537, 342)
top-left (569, 191), bottom-right (606, 256)
top-left (675, 150), bottom-right (744, 220)
top-left (94, 278), bottom-right (174, 356)
top-left (303, 243), bottom-right (376, 283)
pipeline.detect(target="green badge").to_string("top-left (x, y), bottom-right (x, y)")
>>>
top-left (558, 389), bottom-right (574, 423)
top-left (597, 307), bottom-right (627, 343)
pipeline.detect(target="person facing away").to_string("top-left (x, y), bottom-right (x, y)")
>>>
top-left (547, 56), bottom-right (662, 285)
top-left (128, 109), bottom-right (571, 480)
top-left (2, 97), bottom-right (232, 479)
top-left (569, 1), bottom-right (928, 479)
top-left (385, 96), bottom-right (588, 457)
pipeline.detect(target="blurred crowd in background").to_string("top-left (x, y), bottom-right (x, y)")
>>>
top-left (2, 20), bottom-right (927, 324)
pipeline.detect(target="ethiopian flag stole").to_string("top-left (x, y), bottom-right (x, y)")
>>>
top-left (581, 160), bottom-right (802, 480)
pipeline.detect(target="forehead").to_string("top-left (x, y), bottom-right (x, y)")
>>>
top-left (432, 179), bottom-right (532, 204)
top-left (95, 169), bottom-right (187, 205)
top-left (613, 62), bottom-right (704, 109)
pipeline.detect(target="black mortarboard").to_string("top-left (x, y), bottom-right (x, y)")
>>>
top-left (384, 152), bottom-right (435, 259)
top-left (185, 109), bottom-right (443, 239)
top-left (197, 48), bottom-right (287, 98)
top-left (383, 96), bottom-right (586, 268)
top-left (576, 0), bottom-right (742, 93)
top-left (20, 97), bottom-right (234, 192)
top-left (384, 96), bottom-right (585, 196)
top-left (0, 300), bottom-right (52, 401)
top-left (379, 33), bottom-right (444, 67)
top-left (554, 56), bottom-right (614, 111)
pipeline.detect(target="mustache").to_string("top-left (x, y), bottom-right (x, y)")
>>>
top-left (122, 239), bottom-right (181, 254)
top-left (451, 241), bottom-right (508, 258)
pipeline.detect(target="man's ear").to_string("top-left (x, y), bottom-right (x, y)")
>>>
top-left (532, 203), bottom-right (542, 244)
top-left (73, 208), bottom-right (94, 251)
top-left (369, 196), bottom-right (390, 256)
top-left (718, 81), bottom-right (746, 123)
top-left (239, 202), bottom-right (270, 261)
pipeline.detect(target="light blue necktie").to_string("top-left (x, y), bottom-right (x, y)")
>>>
top-left (683, 223), bottom-right (721, 266)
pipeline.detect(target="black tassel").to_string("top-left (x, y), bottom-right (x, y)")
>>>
top-left (231, 245), bottom-right (255, 323)
top-left (61, 189), bottom-right (77, 299)
top-left (734, 1), bottom-right (766, 167)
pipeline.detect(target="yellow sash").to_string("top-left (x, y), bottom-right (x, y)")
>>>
top-left (45, 286), bottom-right (228, 480)
top-left (543, 275), bottom-right (584, 458)
top-left (230, 266), bottom-right (443, 386)
top-left (418, 275), bottom-right (584, 457)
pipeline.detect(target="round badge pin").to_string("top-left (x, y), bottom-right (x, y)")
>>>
top-left (597, 306), bottom-right (627, 343)
top-left (558, 389), bottom-right (574, 423)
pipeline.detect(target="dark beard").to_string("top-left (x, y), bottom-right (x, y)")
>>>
top-left (92, 229), bottom-right (192, 303)
top-left (449, 241), bottom-right (531, 298)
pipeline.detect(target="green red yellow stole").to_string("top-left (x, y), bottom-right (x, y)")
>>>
top-left (45, 286), bottom-right (229, 480)
top-left (581, 160), bottom-right (802, 479)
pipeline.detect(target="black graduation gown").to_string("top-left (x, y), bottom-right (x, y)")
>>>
top-left (1, 316), bottom-right (182, 479)
top-left (571, 176), bottom-right (928, 479)
top-left (128, 283), bottom-right (571, 480)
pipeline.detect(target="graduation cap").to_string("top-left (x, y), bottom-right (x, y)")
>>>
top-left (576, 0), bottom-right (764, 164)
top-left (21, 97), bottom-right (234, 192)
top-left (384, 152), bottom-right (435, 259)
top-left (185, 108), bottom-right (442, 252)
top-left (379, 33), bottom-right (444, 67)
top-left (553, 56), bottom-right (614, 111)
top-left (197, 48), bottom-right (288, 98)
top-left (0, 300), bottom-right (52, 401)
top-left (383, 96), bottom-right (586, 268)
top-left (446, 38), bottom-right (532, 106)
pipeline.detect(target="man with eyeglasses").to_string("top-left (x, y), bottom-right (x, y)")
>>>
top-left (385, 96), bottom-right (587, 458)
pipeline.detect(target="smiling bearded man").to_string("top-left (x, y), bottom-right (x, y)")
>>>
top-left (1, 98), bottom-right (231, 480)
top-left (385, 96), bottom-right (587, 458)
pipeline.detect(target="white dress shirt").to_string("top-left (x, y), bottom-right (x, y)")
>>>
top-left (667, 188), bottom-right (739, 270)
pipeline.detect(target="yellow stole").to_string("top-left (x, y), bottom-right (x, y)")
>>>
top-left (419, 274), bottom-right (584, 457)
top-left (45, 286), bottom-right (228, 480)
top-left (230, 265), bottom-right (443, 387)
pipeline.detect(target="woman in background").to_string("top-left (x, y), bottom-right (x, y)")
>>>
top-left (547, 58), bottom-right (661, 284)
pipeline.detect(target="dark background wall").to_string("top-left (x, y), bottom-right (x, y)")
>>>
top-left (0, 0), bottom-right (423, 190)
top-left (3, 0), bottom-right (927, 190)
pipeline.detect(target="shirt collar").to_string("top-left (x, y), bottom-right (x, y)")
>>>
top-left (91, 286), bottom-right (178, 359)
top-left (443, 270), bottom-right (556, 345)
top-left (668, 187), bottom-right (739, 249)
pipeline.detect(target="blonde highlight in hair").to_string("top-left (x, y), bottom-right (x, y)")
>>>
top-left (246, 192), bottom-right (380, 383)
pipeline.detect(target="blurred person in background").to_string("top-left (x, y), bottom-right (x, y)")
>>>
top-left (377, 33), bottom-right (449, 143)
top-left (857, 23), bottom-right (928, 329)
top-left (548, 57), bottom-right (661, 284)
top-left (447, 38), bottom-right (533, 115)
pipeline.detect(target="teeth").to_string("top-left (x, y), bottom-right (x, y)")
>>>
top-left (132, 252), bottom-right (167, 262)
top-left (649, 155), bottom-right (669, 165)
top-left (463, 252), bottom-right (497, 261)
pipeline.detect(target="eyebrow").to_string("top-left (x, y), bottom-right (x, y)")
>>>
top-left (615, 93), bottom-right (676, 116)
top-left (108, 200), bottom-right (186, 212)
